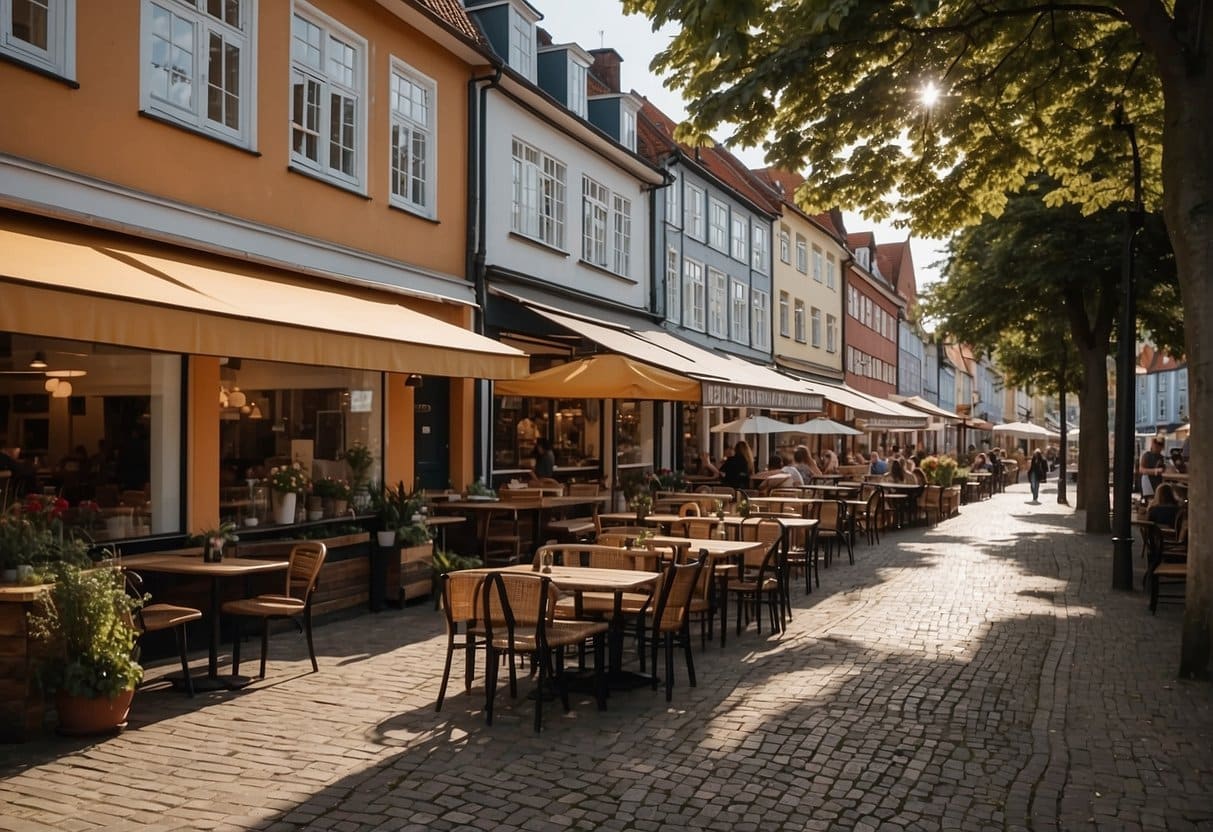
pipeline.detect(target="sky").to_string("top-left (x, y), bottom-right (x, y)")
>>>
top-left (536, 0), bottom-right (950, 289)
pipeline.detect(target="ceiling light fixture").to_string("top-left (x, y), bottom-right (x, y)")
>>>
top-left (405, 374), bottom-right (423, 388)
top-left (44, 378), bottom-right (59, 392)
top-left (228, 387), bottom-right (247, 408)
top-left (45, 369), bottom-right (87, 379)
top-left (29, 352), bottom-right (48, 369)
top-left (52, 380), bottom-right (72, 398)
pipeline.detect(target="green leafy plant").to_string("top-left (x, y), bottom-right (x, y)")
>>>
top-left (311, 477), bottom-right (351, 500)
top-left (431, 549), bottom-right (482, 574)
top-left (465, 479), bottom-right (494, 498)
top-left (30, 563), bottom-right (144, 699)
top-left (628, 492), bottom-right (653, 515)
top-left (650, 468), bottom-right (687, 492)
top-left (1, 497), bottom-right (92, 574)
top-left (341, 443), bottom-right (374, 489)
top-left (267, 462), bottom-right (309, 494)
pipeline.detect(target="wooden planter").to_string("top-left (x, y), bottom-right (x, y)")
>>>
top-left (0, 586), bottom-right (48, 742)
top-left (386, 543), bottom-right (433, 604)
top-left (942, 485), bottom-right (962, 517)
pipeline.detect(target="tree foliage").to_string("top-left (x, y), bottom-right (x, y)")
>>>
top-left (623, 0), bottom-right (1165, 234)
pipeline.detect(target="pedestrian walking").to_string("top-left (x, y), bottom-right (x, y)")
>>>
top-left (1029, 448), bottom-right (1049, 503)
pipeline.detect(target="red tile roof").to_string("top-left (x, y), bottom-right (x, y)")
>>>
top-left (876, 240), bottom-right (917, 306)
top-left (408, 0), bottom-right (486, 45)
top-left (750, 167), bottom-right (848, 243)
top-left (636, 98), bottom-right (780, 215)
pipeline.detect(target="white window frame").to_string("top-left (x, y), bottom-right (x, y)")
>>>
top-left (810, 306), bottom-right (822, 348)
top-left (730, 278), bottom-right (749, 344)
top-left (778, 291), bottom-right (790, 338)
top-left (567, 58), bottom-right (587, 118)
top-left (512, 137), bottom-right (566, 249)
top-left (686, 184), bottom-right (705, 240)
top-left (751, 222), bottom-right (769, 273)
top-left (508, 5), bottom-right (536, 82)
top-left (387, 57), bottom-right (436, 218)
top-left (826, 253), bottom-right (837, 289)
top-left (709, 198), bottom-right (728, 251)
top-left (731, 215), bottom-right (748, 262)
top-left (612, 193), bottom-right (631, 277)
top-left (826, 314), bottom-right (837, 353)
top-left (794, 299), bottom-right (806, 343)
top-left (582, 175), bottom-right (609, 267)
top-left (621, 106), bottom-right (637, 151)
top-left (141, 0), bottom-right (254, 147)
top-left (683, 258), bottom-right (705, 332)
top-left (707, 268), bottom-right (728, 337)
top-left (3, 0), bottom-right (74, 77)
top-left (751, 289), bottom-right (769, 350)
top-left (665, 247), bottom-right (681, 324)
top-left (778, 225), bottom-right (791, 264)
top-left (289, 3), bottom-right (367, 190)
top-left (795, 234), bottom-right (807, 273)
top-left (665, 171), bottom-right (680, 227)
top-left (812, 245), bottom-right (823, 282)
top-left (847, 285), bottom-right (857, 318)
top-left (1158, 374), bottom-right (1168, 420)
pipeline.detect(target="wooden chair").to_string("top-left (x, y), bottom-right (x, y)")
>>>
top-left (566, 482), bottom-right (601, 497)
top-left (727, 521), bottom-right (785, 636)
top-left (647, 558), bottom-right (706, 701)
top-left (125, 571), bottom-right (204, 697)
top-left (854, 485), bottom-right (882, 545)
top-left (739, 517), bottom-right (791, 626)
top-left (813, 500), bottom-right (853, 566)
top-left (678, 517), bottom-right (719, 539)
top-left (435, 571), bottom-right (486, 712)
top-left (480, 572), bottom-right (608, 731)
top-left (678, 501), bottom-right (702, 517)
top-left (222, 541), bottom-right (328, 679)
top-left (1143, 521), bottom-right (1187, 614)
top-left (918, 485), bottom-right (943, 526)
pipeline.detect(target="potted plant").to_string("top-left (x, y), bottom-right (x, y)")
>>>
top-left (464, 478), bottom-right (495, 499)
top-left (628, 491), bottom-right (653, 522)
top-left (312, 477), bottom-right (352, 517)
top-left (429, 549), bottom-right (482, 608)
top-left (342, 443), bottom-right (374, 511)
top-left (266, 462), bottom-right (309, 525)
top-left (30, 562), bottom-right (144, 735)
top-left (191, 522), bottom-right (238, 563)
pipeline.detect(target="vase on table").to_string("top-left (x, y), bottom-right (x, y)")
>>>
top-left (272, 491), bottom-right (297, 525)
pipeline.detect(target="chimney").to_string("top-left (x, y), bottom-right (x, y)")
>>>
top-left (588, 48), bottom-right (622, 93)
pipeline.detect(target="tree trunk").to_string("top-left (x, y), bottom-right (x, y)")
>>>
top-left (1076, 348), bottom-right (1111, 532)
top-left (1157, 36), bottom-right (1212, 679)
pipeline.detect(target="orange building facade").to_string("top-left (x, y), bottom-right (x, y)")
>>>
top-left (0, 0), bottom-right (523, 540)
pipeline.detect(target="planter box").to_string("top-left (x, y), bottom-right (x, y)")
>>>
top-left (385, 543), bottom-right (433, 603)
top-left (0, 586), bottom-right (50, 742)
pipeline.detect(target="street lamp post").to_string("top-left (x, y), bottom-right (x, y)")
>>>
top-left (1111, 107), bottom-right (1144, 592)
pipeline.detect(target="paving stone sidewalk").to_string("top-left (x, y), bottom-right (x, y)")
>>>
top-left (2, 480), bottom-right (1211, 832)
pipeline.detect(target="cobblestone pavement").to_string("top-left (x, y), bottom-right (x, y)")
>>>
top-left (2, 481), bottom-right (1211, 832)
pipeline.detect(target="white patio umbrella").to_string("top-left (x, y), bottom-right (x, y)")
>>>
top-left (791, 416), bottom-right (863, 436)
top-left (992, 421), bottom-right (1057, 439)
top-left (710, 415), bottom-right (807, 434)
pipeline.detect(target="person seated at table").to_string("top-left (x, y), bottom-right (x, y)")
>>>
top-left (889, 459), bottom-right (910, 483)
top-left (902, 456), bottom-right (917, 475)
top-left (756, 453), bottom-right (804, 491)
top-left (1147, 483), bottom-right (1181, 529)
top-left (792, 445), bottom-right (822, 482)
top-left (529, 437), bottom-right (556, 482)
top-left (821, 449), bottom-right (840, 475)
top-left (869, 452), bottom-right (889, 476)
top-left (972, 452), bottom-right (991, 473)
top-left (719, 440), bottom-right (753, 490)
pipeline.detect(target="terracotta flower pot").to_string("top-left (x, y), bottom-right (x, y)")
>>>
top-left (55, 688), bottom-right (135, 736)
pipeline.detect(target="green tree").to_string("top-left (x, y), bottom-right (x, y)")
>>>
top-left (924, 183), bottom-right (1180, 531)
top-left (623, 0), bottom-right (1211, 677)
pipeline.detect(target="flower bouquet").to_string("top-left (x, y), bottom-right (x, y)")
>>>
top-left (628, 491), bottom-right (653, 520)
top-left (267, 462), bottom-right (309, 494)
top-left (198, 521), bottom-right (238, 563)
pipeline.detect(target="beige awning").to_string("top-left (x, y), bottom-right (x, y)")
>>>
top-left (496, 354), bottom-right (700, 401)
top-left (0, 214), bottom-right (527, 379)
top-left (891, 395), bottom-right (964, 424)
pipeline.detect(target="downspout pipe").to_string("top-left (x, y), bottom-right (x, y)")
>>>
top-left (467, 64), bottom-right (502, 485)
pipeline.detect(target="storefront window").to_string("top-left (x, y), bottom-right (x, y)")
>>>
top-left (492, 396), bottom-right (602, 477)
top-left (615, 400), bottom-right (653, 468)
top-left (218, 360), bottom-right (382, 526)
top-left (0, 333), bottom-right (182, 541)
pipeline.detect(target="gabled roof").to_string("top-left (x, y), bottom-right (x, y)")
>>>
top-left (1137, 343), bottom-right (1187, 373)
top-left (876, 240), bottom-right (917, 307)
top-left (750, 167), bottom-right (847, 245)
top-left (847, 231), bottom-right (876, 251)
top-left (410, 0), bottom-right (488, 47)
top-left (636, 98), bottom-right (780, 217)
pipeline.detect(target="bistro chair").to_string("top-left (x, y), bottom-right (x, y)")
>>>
top-left (222, 541), bottom-right (327, 679)
top-left (435, 571), bottom-right (487, 712)
top-left (679, 517), bottom-right (718, 539)
top-left (739, 517), bottom-right (792, 626)
top-left (125, 571), bottom-right (204, 697)
top-left (855, 485), bottom-right (883, 545)
top-left (727, 521), bottom-right (786, 636)
top-left (647, 557), bottom-right (705, 702)
top-left (1143, 521), bottom-right (1188, 614)
top-left (813, 500), bottom-right (853, 567)
top-left (480, 572), bottom-right (608, 732)
top-left (678, 501), bottom-right (702, 517)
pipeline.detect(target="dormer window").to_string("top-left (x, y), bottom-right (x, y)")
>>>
top-left (855, 246), bottom-right (870, 270)
top-left (621, 107), bottom-right (636, 151)
top-left (508, 5), bottom-right (536, 81)
top-left (568, 59), bottom-right (587, 117)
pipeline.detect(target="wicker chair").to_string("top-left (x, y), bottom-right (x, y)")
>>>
top-left (647, 558), bottom-right (706, 701)
top-left (727, 521), bottom-right (785, 636)
top-left (435, 571), bottom-right (487, 712)
top-left (480, 572), bottom-right (608, 731)
top-left (125, 571), bottom-right (204, 696)
top-left (222, 541), bottom-right (327, 679)
top-left (678, 517), bottom-right (719, 539)
top-left (813, 500), bottom-right (853, 567)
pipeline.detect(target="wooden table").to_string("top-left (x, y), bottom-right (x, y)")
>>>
top-left (437, 496), bottom-right (606, 558)
top-left (649, 536), bottom-right (765, 645)
top-left (466, 564), bottom-right (659, 684)
top-left (119, 553), bottom-right (289, 691)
